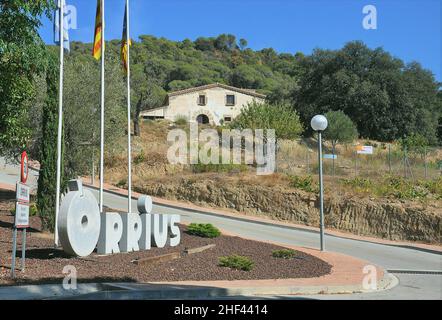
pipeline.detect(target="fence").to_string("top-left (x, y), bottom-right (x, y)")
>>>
top-left (276, 139), bottom-right (442, 181)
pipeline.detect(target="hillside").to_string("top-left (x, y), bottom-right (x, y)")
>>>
top-left (52, 34), bottom-right (441, 144)
top-left (101, 120), bottom-right (442, 244)
top-left (32, 34), bottom-right (442, 189)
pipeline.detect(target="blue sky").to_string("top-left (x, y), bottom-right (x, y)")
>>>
top-left (39, 0), bottom-right (442, 81)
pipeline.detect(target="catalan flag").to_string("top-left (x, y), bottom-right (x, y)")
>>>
top-left (93, 0), bottom-right (104, 60)
top-left (121, 2), bottom-right (131, 73)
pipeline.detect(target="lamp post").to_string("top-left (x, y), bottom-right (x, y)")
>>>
top-left (311, 115), bottom-right (328, 251)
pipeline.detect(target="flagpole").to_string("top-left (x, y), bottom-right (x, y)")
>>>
top-left (54, 0), bottom-right (64, 247)
top-left (126, 0), bottom-right (132, 213)
top-left (99, 0), bottom-right (105, 213)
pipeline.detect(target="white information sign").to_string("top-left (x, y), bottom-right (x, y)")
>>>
top-left (324, 154), bottom-right (337, 160)
top-left (16, 183), bottom-right (30, 203)
top-left (15, 202), bottom-right (30, 228)
top-left (357, 146), bottom-right (374, 155)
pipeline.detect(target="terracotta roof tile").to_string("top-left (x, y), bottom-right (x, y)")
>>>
top-left (168, 83), bottom-right (267, 99)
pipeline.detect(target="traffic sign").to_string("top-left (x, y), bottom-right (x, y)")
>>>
top-left (20, 151), bottom-right (29, 183)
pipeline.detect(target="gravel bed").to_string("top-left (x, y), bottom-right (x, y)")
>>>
top-left (0, 189), bottom-right (331, 286)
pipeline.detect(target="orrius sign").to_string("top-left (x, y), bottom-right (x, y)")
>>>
top-left (58, 180), bottom-right (180, 257)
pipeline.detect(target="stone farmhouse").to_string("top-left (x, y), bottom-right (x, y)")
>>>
top-left (140, 83), bottom-right (266, 125)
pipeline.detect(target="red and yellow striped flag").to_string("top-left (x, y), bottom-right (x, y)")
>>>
top-left (121, 3), bottom-right (131, 73)
top-left (93, 0), bottom-right (104, 60)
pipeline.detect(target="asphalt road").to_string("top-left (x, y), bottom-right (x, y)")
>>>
top-left (1, 158), bottom-right (441, 299)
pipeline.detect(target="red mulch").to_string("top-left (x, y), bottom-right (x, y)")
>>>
top-left (0, 189), bottom-right (331, 286)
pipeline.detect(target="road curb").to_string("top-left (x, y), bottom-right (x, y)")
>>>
top-left (0, 283), bottom-right (106, 300)
top-left (56, 272), bottom-right (398, 300)
top-left (0, 272), bottom-right (397, 300)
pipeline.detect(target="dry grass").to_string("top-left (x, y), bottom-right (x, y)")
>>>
top-left (102, 120), bottom-right (441, 203)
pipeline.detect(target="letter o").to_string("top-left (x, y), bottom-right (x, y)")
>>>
top-left (137, 195), bottom-right (153, 214)
top-left (58, 189), bottom-right (101, 257)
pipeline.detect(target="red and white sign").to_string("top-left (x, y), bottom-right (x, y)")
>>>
top-left (20, 151), bottom-right (29, 184)
top-left (15, 202), bottom-right (30, 228)
top-left (16, 183), bottom-right (30, 203)
top-left (356, 146), bottom-right (374, 155)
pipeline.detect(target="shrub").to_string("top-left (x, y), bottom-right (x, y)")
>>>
top-left (190, 146), bottom-right (250, 173)
top-left (341, 177), bottom-right (373, 191)
top-left (398, 133), bottom-right (429, 155)
top-left (219, 255), bottom-right (254, 271)
top-left (116, 178), bottom-right (127, 188)
top-left (289, 175), bottom-right (318, 193)
top-left (134, 152), bottom-right (145, 165)
top-left (272, 249), bottom-right (298, 259)
top-left (174, 114), bottom-right (188, 126)
top-left (423, 177), bottom-right (442, 199)
top-left (191, 162), bottom-right (248, 174)
top-left (187, 223), bottom-right (221, 238)
top-left (383, 177), bottom-right (429, 200)
top-left (340, 175), bottom-right (440, 200)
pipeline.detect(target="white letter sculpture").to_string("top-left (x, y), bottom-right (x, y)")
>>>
top-left (58, 180), bottom-right (101, 257)
top-left (58, 182), bottom-right (182, 256)
top-left (97, 212), bottom-right (123, 255)
top-left (119, 213), bottom-right (142, 252)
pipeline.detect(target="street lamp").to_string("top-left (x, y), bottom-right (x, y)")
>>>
top-left (311, 115), bottom-right (328, 251)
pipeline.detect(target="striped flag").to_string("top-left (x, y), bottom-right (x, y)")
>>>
top-left (121, 3), bottom-right (132, 73)
top-left (54, 0), bottom-right (70, 52)
top-left (93, 0), bottom-right (104, 60)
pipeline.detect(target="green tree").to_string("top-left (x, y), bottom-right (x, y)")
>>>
top-left (291, 41), bottom-right (439, 142)
top-left (168, 79), bottom-right (193, 91)
top-left (231, 65), bottom-right (264, 89)
top-left (323, 110), bottom-right (359, 148)
top-left (322, 110), bottom-right (358, 175)
top-left (0, 0), bottom-right (55, 158)
top-left (62, 55), bottom-right (127, 177)
top-left (398, 133), bottom-right (429, 156)
top-left (438, 116), bottom-right (442, 146)
top-left (131, 63), bottom-right (166, 136)
top-left (214, 34), bottom-right (237, 51)
top-left (194, 37), bottom-right (215, 51)
top-left (239, 38), bottom-right (248, 51)
top-left (230, 101), bottom-right (303, 141)
top-left (37, 53), bottom-right (60, 232)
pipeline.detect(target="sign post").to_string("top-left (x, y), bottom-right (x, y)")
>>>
top-left (11, 152), bottom-right (30, 278)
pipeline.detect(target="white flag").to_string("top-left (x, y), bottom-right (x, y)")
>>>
top-left (54, 0), bottom-right (70, 52)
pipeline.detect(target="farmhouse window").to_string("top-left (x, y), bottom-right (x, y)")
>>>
top-left (226, 94), bottom-right (236, 106)
top-left (198, 95), bottom-right (207, 106)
